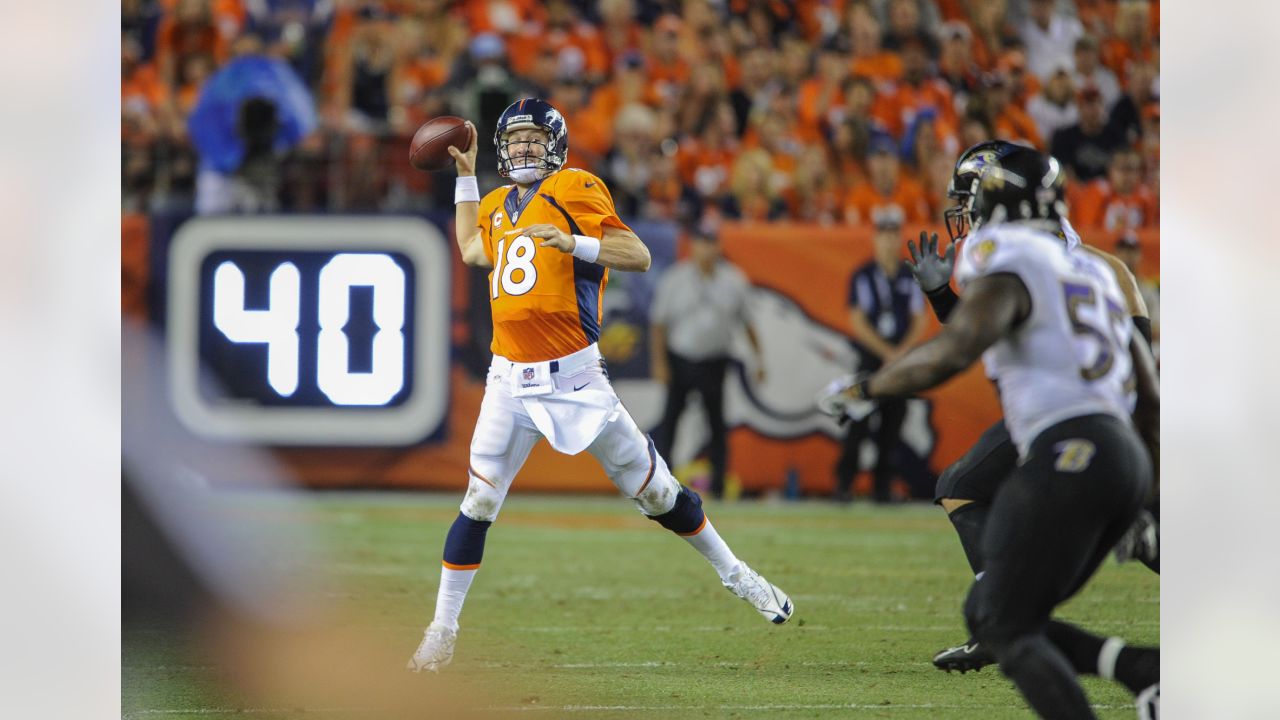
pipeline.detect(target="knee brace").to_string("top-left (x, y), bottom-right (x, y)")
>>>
top-left (647, 485), bottom-right (706, 535)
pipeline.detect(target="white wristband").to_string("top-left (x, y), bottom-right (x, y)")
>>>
top-left (571, 234), bottom-right (601, 263)
top-left (454, 176), bottom-right (480, 204)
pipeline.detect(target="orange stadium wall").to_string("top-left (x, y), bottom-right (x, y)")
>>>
top-left (135, 214), bottom-right (1158, 496)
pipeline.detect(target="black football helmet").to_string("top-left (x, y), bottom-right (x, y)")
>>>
top-left (494, 98), bottom-right (568, 178)
top-left (969, 146), bottom-right (1068, 232)
top-left (944, 140), bottom-right (1023, 242)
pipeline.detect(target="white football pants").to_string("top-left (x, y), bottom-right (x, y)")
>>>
top-left (460, 348), bottom-right (681, 522)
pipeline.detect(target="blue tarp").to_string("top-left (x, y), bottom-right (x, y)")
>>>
top-left (187, 55), bottom-right (317, 173)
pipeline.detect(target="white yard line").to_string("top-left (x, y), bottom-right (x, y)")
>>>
top-left (485, 702), bottom-right (1128, 712)
top-left (127, 702), bottom-right (1128, 718)
top-left (124, 708), bottom-right (365, 718)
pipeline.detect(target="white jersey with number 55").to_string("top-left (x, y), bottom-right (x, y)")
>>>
top-left (955, 224), bottom-right (1135, 457)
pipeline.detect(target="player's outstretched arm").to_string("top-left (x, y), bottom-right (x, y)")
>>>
top-left (522, 223), bottom-right (652, 272)
top-left (1085, 246), bottom-right (1148, 318)
top-left (448, 122), bottom-right (492, 269)
top-left (863, 273), bottom-right (1030, 399)
top-left (597, 226), bottom-right (652, 271)
top-left (906, 231), bottom-right (961, 322)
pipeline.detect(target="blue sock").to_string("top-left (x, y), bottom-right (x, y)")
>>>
top-left (442, 512), bottom-right (492, 569)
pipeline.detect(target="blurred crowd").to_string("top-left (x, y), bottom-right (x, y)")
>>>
top-left (121, 0), bottom-right (1159, 232)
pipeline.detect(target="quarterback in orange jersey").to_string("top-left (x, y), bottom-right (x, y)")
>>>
top-left (408, 99), bottom-right (793, 673)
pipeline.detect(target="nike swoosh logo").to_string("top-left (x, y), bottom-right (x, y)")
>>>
top-left (584, 182), bottom-right (596, 188)
top-left (573, 382), bottom-right (590, 391)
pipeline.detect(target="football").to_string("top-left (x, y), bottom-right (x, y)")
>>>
top-left (409, 116), bottom-right (472, 172)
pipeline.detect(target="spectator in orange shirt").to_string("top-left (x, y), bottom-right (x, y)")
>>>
top-left (966, 0), bottom-right (1019, 71)
top-left (846, 3), bottom-right (903, 83)
top-left (957, 109), bottom-right (995, 149)
top-left (1072, 147), bottom-right (1156, 231)
top-left (727, 148), bottom-right (788, 221)
top-left (389, 18), bottom-right (458, 129)
top-left (785, 144), bottom-right (843, 225)
top-left (748, 109), bottom-right (804, 182)
top-left (996, 47), bottom-right (1041, 108)
top-left (978, 71), bottom-right (1043, 149)
top-left (679, 102), bottom-right (740, 212)
top-left (646, 13), bottom-right (691, 107)
top-left (462, 0), bottom-right (543, 36)
top-left (881, 0), bottom-right (941, 54)
top-left (879, 33), bottom-right (958, 139)
top-left (777, 33), bottom-right (818, 89)
top-left (155, 0), bottom-right (229, 88)
top-left (582, 51), bottom-right (660, 136)
top-left (548, 74), bottom-right (604, 172)
top-left (675, 63), bottom-right (730, 140)
top-left (692, 22), bottom-right (742, 89)
top-left (173, 52), bottom-right (216, 118)
top-left (830, 114), bottom-right (874, 190)
top-left (843, 133), bottom-right (929, 226)
top-left (902, 109), bottom-right (959, 187)
top-left (122, 34), bottom-right (166, 139)
top-left (505, 0), bottom-right (610, 85)
top-left (798, 38), bottom-right (853, 142)
top-left (597, 0), bottom-right (644, 64)
top-left (828, 74), bottom-right (897, 146)
top-left (642, 147), bottom-right (686, 221)
top-left (1101, 0), bottom-right (1156, 80)
top-left (936, 19), bottom-right (981, 102)
top-left (795, 0), bottom-right (850, 42)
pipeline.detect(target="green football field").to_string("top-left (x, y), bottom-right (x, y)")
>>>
top-left (122, 492), bottom-right (1158, 719)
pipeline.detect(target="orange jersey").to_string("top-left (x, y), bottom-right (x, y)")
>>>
top-left (475, 168), bottom-right (630, 362)
top-left (842, 177), bottom-right (931, 226)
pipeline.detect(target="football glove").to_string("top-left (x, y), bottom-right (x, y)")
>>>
top-left (906, 231), bottom-right (956, 293)
top-left (1113, 508), bottom-right (1159, 565)
top-left (816, 374), bottom-right (875, 425)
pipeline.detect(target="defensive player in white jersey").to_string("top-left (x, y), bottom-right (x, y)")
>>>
top-left (820, 147), bottom-right (1160, 718)
top-left (905, 140), bottom-right (1159, 674)
top-left (407, 99), bottom-right (792, 674)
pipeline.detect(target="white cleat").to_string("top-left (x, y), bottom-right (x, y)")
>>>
top-left (407, 622), bottom-right (457, 673)
top-left (1136, 683), bottom-right (1159, 720)
top-left (725, 564), bottom-right (793, 624)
